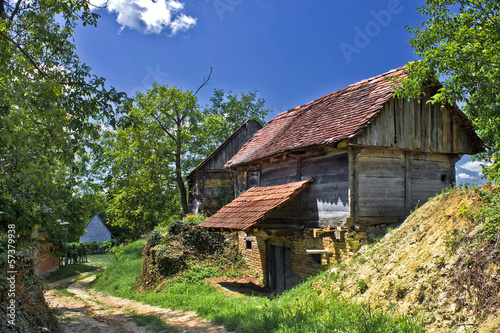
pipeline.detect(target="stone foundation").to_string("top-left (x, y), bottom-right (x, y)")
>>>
top-left (237, 229), bottom-right (364, 289)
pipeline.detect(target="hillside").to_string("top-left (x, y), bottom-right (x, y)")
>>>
top-left (311, 185), bottom-right (500, 332)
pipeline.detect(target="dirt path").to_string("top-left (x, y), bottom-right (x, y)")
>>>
top-left (45, 272), bottom-right (228, 333)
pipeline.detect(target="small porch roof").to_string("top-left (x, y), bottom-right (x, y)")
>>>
top-left (199, 179), bottom-right (313, 231)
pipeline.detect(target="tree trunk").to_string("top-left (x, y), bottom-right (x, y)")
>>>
top-left (175, 142), bottom-right (189, 216)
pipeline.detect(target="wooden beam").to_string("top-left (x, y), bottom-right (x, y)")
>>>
top-left (405, 151), bottom-right (412, 216)
top-left (248, 228), bottom-right (303, 238)
top-left (259, 224), bottom-right (304, 230)
top-left (442, 107), bottom-right (449, 153)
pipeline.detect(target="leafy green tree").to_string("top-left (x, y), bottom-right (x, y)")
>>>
top-left (102, 85), bottom-right (269, 233)
top-left (0, 1), bottom-right (124, 331)
top-left (396, 0), bottom-right (499, 181)
top-left (100, 107), bottom-right (182, 236)
top-left (0, 0), bottom-right (125, 241)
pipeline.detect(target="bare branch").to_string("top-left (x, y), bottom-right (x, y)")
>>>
top-left (9, 0), bottom-right (22, 21)
top-left (194, 64), bottom-right (213, 96)
top-left (88, 1), bottom-right (110, 10)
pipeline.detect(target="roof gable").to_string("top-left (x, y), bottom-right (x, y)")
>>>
top-left (80, 214), bottom-right (113, 243)
top-left (188, 119), bottom-right (262, 178)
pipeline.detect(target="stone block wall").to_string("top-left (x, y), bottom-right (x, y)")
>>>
top-left (237, 229), bottom-right (361, 289)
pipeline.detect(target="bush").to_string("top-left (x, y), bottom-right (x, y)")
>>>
top-left (141, 215), bottom-right (233, 288)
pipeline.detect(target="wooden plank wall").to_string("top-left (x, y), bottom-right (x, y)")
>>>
top-left (241, 151), bottom-right (350, 229)
top-left (356, 147), bottom-right (406, 225)
top-left (193, 171), bottom-right (233, 215)
top-left (353, 98), bottom-right (476, 154)
top-left (410, 152), bottom-right (453, 209)
top-left (299, 153), bottom-right (350, 228)
top-left (260, 159), bottom-right (298, 186)
top-left (355, 147), bottom-right (455, 225)
top-left (261, 196), bottom-right (299, 224)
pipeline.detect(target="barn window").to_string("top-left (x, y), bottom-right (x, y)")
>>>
top-left (245, 239), bottom-right (253, 251)
top-left (441, 174), bottom-right (447, 182)
top-left (310, 254), bottom-right (322, 266)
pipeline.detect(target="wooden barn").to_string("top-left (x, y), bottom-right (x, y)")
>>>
top-left (187, 119), bottom-right (262, 215)
top-left (199, 66), bottom-right (485, 291)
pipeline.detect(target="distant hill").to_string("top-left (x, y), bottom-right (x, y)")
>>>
top-left (311, 185), bottom-right (500, 332)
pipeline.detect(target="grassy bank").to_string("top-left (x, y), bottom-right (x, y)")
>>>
top-left (93, 240), bottom-right (423, 333)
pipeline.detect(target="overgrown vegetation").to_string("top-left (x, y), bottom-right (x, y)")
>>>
top-left (447, 184), bottom-right (500, 317)
top-left (140, 215), bottom-right (239, 289)
top-left (94, 240), bottom-right (423, 332)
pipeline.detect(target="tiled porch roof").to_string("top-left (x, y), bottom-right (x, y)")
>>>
top-left (199, 179), bottom-right (312, 230)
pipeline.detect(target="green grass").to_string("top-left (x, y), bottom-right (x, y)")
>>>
top-left (43, 264), bottom-right (100, 283)
top-left (93, 240), bottom-right (424, 333)
top-left (42, 254), bottom-right (111, 284)
top-left (127, 313), bottom-right (180, 333)
top-left (86, 254), bottom-right (114, 268)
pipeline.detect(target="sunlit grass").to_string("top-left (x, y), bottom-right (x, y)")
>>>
top-left (93, 240), bottom-right (423, 333)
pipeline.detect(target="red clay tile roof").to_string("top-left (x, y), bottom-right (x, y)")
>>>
top-left (199, 179), bottom-right (312, 230)
top-left (225, 67), bottom-right (407, 167)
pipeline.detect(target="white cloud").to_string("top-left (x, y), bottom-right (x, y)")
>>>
top-left (93, 0), bottom-right (197, 34)
top-left (456, 172), bottom-right (475, 182)
top-left (458, 161), bottom-right (492, 175)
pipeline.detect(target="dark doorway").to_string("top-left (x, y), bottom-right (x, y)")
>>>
top-left (269, 243), bottom-right (292, 292)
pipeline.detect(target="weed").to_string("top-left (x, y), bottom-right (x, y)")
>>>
top-left (434, 256), bottom-right (446, 269)
top-left (357, 279), bottom-right (369, 294)
top-left (355, 255), bottom-right (367, 265)
top-left (409, 201), bottom-right (421, 216)
top-left (389, 279), bottom-right (408, 300)
top-left (395, 284), bottom-right (408, 300)
top-left (57, 288), bottom-right (76, 297)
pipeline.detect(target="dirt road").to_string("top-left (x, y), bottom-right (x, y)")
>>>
top-left (45, 272), bottom-right (228, 333)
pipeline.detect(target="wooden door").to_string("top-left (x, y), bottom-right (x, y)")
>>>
top-left (270, 244), bottom-right (292, 292)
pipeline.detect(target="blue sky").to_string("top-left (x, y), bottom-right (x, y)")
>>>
top-left (74, 0), bottom-right (488, 185)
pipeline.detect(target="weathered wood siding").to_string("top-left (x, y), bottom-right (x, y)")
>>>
top-left (353, 98), bottom-right (476, 154)
top-left (192, 171), bottom-right (233, 215)
top-left (261, 159), bottom-right (298, 186)
top-left (355, 147), bottom-right (406, 225)
top-left (355, 147), bottom-right (457, 225)
top-left (410, 152), bottom-right (455, 209)
top-left (239, 151), bottom-right (350, 229)
top-left (299, 153), bottom-right (350, 228)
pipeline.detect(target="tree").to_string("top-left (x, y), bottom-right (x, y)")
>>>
top-left (396, 0), bottom-right (500, 181)
top-left (0, 1), bottom-right (125, 330)
top-left (0, 0), bottom-right (125, 242)
top-left (102, 85), bottom-right (270, 232)
top-left (100, 107), bottom-right (182, 237)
